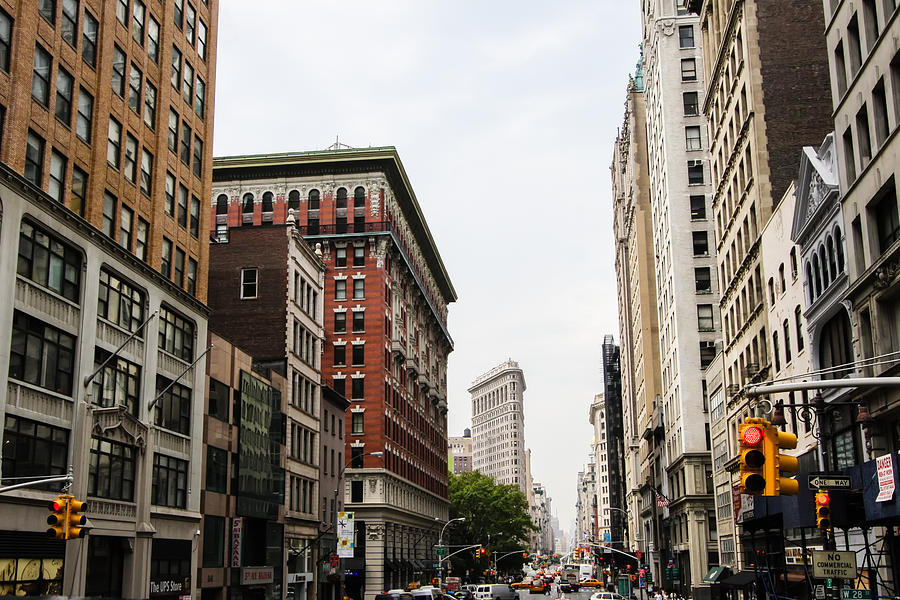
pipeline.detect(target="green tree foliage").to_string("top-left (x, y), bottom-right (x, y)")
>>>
top-left (447, 471), bottom-right (536, 576)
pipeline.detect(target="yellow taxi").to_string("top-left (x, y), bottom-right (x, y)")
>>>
top-left (578, 579), bottom-right (604, 588)
top-left (511, 581), bottom-right (532, 590)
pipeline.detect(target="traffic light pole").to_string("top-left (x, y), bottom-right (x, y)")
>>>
top-left (0, 473), bottom-right (73, 494)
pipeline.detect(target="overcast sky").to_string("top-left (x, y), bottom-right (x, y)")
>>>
top-left (213, 1), bottom-right (642, 534)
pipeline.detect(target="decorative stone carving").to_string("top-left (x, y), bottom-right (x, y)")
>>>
top-left (805, 171), bottom-right (828, 223)
top-left (367, 522), bottom-right (385, 541)
top-left (91, 405), bottom-right (148, 451)
top-left (659, 19), bottom-right (675, 35)
top-left (874, 260), bottom-right (900, 290)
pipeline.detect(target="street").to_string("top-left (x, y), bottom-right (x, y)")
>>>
top-left (517, 588), bottom-right (606, 600)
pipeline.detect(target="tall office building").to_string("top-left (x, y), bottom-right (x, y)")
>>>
top-left (211, 147), bottom-right (456, 600)
top-left (0, 1), bottom-right (218, 598)
top-left (469, 360), bottom-right (528, 493)
top-left (612, 63), bottom-right (665, 583)
top-left (448, 429), bottom-right (473, 475)
top-left (639, 1), bottom-right (719, 592)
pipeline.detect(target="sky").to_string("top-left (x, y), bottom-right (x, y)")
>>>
top-left (213, 1), bottom-right (642, 533)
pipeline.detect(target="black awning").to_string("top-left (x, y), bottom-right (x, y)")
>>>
top-left (721, 571), bottom-right (757, 587)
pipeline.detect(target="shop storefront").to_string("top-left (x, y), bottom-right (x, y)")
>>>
top-left (0, 531), bottom-right (65, 596)
top-left (150, 539), bottom-right (193, 600)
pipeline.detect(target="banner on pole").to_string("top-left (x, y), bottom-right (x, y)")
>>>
top-left (337, 511), bottom-right (355, 558)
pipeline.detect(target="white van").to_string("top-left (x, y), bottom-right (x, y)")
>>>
top-left (474, 584), bottom-right (518, 600)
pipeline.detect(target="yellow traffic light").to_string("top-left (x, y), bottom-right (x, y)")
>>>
top-left (46, 496), bottom-right (67, 540)
top-left (815, 491), bottom-right (832, 530)
top-left (739, 418), bottom-right (767, 494)
top-left (765, 425), bottom-right (799, 496)
top-left (66, 497), bottom-right (87, 539)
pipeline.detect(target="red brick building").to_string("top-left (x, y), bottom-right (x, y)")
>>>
top-left (211, 147), bottom-right (456, 600)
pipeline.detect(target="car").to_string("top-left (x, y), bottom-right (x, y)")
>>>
top-left (528, 582), bottom-right (549, 594)
top-left (511, 582), bottom-right (531, 590)
top-left (451, 591), bottom-right (475, 600)
top-left (559, 583), bottom-right (581, 593)
top-left (473, 584), bottom-right (519, 600)
top-left (376, 593), bottom-right (414, 600)
top-left (590, 593), bottom-right (627, 600)
top-left (578, 579), bottom-right (604, 588)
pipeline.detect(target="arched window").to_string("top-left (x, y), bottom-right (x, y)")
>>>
top-left (783, 319), bottom-right (792, 363)
top-left (288, 190), bottom-right (300, 210)
top-left (242, 193), bottom-right (254, 213)
top-left (819, 310), bottom-right (853, 379)
top-left (262, 191), bottom-right (274, 212)
top-left (216, 194), bottom-right (228, 215)
top-left (806, 262), bottom-right (814, 303)
top-left (772, 331), bottom-right (781, 372)
top-left (835, 226), bottom-right (845, 273)
top-left (812, 255), bottom-right (822, 298)
top-left (778, 263), bottom-right (785, 294)
top-left (336, 187), bottom-right (348, 209)
top-left (790, 247), bottom-right (798, 279)
top-left (308, 189), bottom-right (320, 210)
top-left (795, 305), bottom-right (805, 352)
top-left (768, 277), bottom-right (775, 304)
top-left (354, 186), bottom-right (366, 208)
top-left (826, 235), bottom-right (837, 280)
top-left (820, 246), bottom-right (830, 289)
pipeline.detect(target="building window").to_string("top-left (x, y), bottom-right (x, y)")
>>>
top-left (88, 437), bottom-right (136, 501)
top-left (174, 0), bottom-right (183, 28)
top-left (182, 61), bottom-right (193, 105)
top-left (171, 45), bottom-right (181, 90)
top-left (2, 415), bottom-right (69, 489)
top-left (335, 280), bottom-right (347, 300)
top-left (192, 135), bottom-right (202, 177)
top-left (241, 268), bottom-right (258, 299)
top-left (161, 236), bottom-right (171, 275)
top-left (158, 305), bottom-right (194, 361)
top-left (56, 68), bottom-right (74, 125)
top-left (695, 267), bottom-right (712, 294)
top-left (352, 311), bottom-right (365, 332)
top-left (873, 179), bottom-right (899, 253)
top-left (152, 453), bottom-right (187, 508)
top-left (795, 305), bottom-right (805, 352)
top-left (102, 192), bottom-right (116, 237)
top-left (692, 231), bottom-right (709, 256)
top-left (679, 25), bottom-right (694, 48)
top-left (112, 44), bottom-right (126, 96)
top-left (690, 195), bottom-right (706, 220)
top-left (336, 247), bottom-right (347, 268)
top-left (32, 44), bottom-right (51, 106)
top-left (688, 161), bottom-right (704, 184)
top-left (683, 91), bottom-right (698, 116)
top-left (124, 133), bottom-right (137, 183)
top-left (71, 166), bottom-right (87, 216)
top-left (93, 347), bottom-right (140, 414)
top-left (25, 130), bottom-right (44, 186)
top-left (115, 0), bottom-right (127, 25)
top-left (48, 150), bottom-right (66, 202)
top-left (195, 77), bottom-right (205, 117)
top-left (206, 446), bottom-right (227, 493)
top-left (17, 219), bottom-right (82, 301)
top-left (185, 2), bottom-right (196, 42)
top-left (189, 196), bottom-right (199, 237)
top-left (202, 517), bottom-right (225, 568)
top-left (180, 122), bottom-right (191, 164)
top-left (352, 413), bottom-right (364, 435)
top-left (187, 258), bottom-right (197, 296)
top-left (128, 64), bottom-right (142, 115)
top-left (155, 375), bottom-right (191, 434)
top-left (144, 81), bottom-right (157, 129)
top-left (198, 19), bottom-right (207, 60)
top-left (208, 378), bottom-right (229, 422)
top-left (177, 184), bottom-right (188, 227)
top-left (119, 203), bottom-right (133, 250)
top-left (334, 345), bottom-right (346, 367)
top-left (0, 9), bottom-right (11, 73)
top-left (131, 0), bottom-right (144, 45)
top-left (98, 268), bottom-right (145, 336)
top-left (140, 148), bottom-right (153, 196)
top-left (697, 304), bottom-right (714, 331)
top-left (334, 312), bottom-right (346, 333)
top-left (351, 377), bottom-right (364, 400)
top-left (783, 319), bottom-right (792, 363)
top-left (352, 279), bottom-right (365, 299)
top-left (308, 189), bottom-right (320, 209)
top-left (353, 246), bottom-right (365, 267)
top-left (352, 345), bottom-right (364, 366)
top-left (685, 126), bottom-right (701, 151)
top-left (168, 109), bottom-right (178, 152)
top-left (77, 88), bottom-right (93, 143)
top-left (681, 58), bottom-right (697, 81)
top-left (820, 310), bottom-right (853, 379)
top-left (107, 118), bottom-right (122, 168)
top-left (148, 16), bottom-right (159, 62)
top-left (173, 248), bottom-right (185, 287)
top-left (82, 10), bottom-right (97, 67)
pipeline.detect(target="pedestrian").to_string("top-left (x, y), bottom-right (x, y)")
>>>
top-left (654, 591), bottom-right (662, 600)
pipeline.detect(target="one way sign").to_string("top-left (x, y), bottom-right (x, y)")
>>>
top-left (808, 473), bottom-right (852, 490)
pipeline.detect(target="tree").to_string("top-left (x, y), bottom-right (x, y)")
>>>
top-left (447, 471), bottom-right (536, 577)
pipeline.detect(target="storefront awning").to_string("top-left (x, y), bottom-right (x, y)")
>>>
top-left (702, 566), bottom-right (729, 583)
top-left (721, 571), bottom-right (757, 587)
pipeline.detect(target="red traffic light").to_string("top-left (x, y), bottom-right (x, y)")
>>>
top-left (816, 492), bottom-right (830, 505)
top-left (50, 499), bottom-right (63, 511)
top-left (742, 426), bottom-right (764, 445)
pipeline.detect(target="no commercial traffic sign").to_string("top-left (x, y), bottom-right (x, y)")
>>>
top-left (811, 550), bottom-right (858, 579)
top-left (808, 474), bottom-right (852, 490)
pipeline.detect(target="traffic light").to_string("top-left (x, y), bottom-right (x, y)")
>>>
top-left (739, 418), bottom-right (767, 494)
top-left (522, 553), bottom-right (528, 559)
top-left (764, 424), bottom-right (799, 495)
top-left (66, 497), bottom-right (87, 539)
top-left (46, 496), bottom-right (67, 540)
top-left (816, 491), bottom-right (832, 531)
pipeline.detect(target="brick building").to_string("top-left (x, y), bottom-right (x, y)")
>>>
top-left (208, 224), bottom-right (325, 600)
top-left (211, 147), bottom-right (456, 600)
top-left (447, 429), bottom-right (472, 475)
top-left (0, 1), bottom-right (218, 598)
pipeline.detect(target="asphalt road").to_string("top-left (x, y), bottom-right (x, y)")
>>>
top-left (518, 588), bottom-right (598, 600)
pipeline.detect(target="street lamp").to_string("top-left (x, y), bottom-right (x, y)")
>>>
top-left (438, 517), bottom-right (465, 581)
top-left (334, 451), bottom-right (384, 513)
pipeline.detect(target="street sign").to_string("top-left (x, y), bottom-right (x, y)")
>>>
top-left (815, 585), bottom-right (825, 600)
top-left (436, 546), bottom-right (447, 556)
top-left (841, 590), bottom-right (872, 599)
top-left (808, 474), bottom-right (852, 490)
top-left (811, 551), bottom-right (858, 579)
